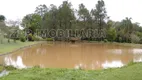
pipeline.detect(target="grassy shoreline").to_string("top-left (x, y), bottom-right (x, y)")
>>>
top-left (88, 41), bottom-right (142, 47)
top-left (0, 62), bottom-right (142, 80)
top-left (0, 40), bottom-right (41, 54)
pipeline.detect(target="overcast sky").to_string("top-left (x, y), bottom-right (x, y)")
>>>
top-left (0, 0), bottom-right (142, 25)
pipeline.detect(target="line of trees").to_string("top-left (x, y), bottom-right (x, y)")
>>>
top-left (1, 0), bottom-right (142, 43)
top-left (0, 15), bottom-right (21, 43)
top-left (21, 0), bottom-right (142, 43)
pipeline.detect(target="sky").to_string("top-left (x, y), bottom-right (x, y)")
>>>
top-left (0, 0), bottom-right (142, 25)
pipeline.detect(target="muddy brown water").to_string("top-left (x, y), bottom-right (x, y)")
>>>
top-left (0, 42), bottom-right (142, 70)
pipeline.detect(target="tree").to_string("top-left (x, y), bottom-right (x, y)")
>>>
top-left (131, 34), bottom-right (140, 43)
top-left (6, 20), bottom-right (21, 43)
top-left (107, 27), bottom-right (116, 41)
top-left (6, 19), bottom-right (21, 27)
top-left (0, 29), bottom-right (4, 44)
top-left (22, 14), bottom-right (42, 33)
top-left (106, 20), bottom-right (116, 41)
top-left (22, 14), bottom-right (42, 41)
top-left (121, 17), bottom-right (133, 42)
top-left (91, 0), bottom-right (107, 28)
top-left (43, 4), bottom-right (58, 30)
top-left (35, 4), bottom-right (48, 18)
top-left (0, 15), bottom-right (6, 21)
top-left (58, 1), bottom-right (75, 30)
top-left (0, 15), bottom-right (6, 44)
top-left (78, 3), bottom-right (90, 29)
top-left (123, 17), bottom-right (133, 34)
top-left (20, 0), bottom-right (142, 43)
top-left (91, 0), bottom-right (108, 40)
top-left (0, 15), bottom-right (6, 33)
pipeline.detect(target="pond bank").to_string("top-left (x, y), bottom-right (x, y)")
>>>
top-left (0, 62), bottom-right (142, 80)
top-left (89, 41), bottom-right (142, 47)
top-left (0, 41), bottom-right (45, 56)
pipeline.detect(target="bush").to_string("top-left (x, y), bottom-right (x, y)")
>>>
top-left (33, 36), bottom-right (43, 41)
top-left (4, 65), bottom-right (17, 71)
top-left (28, 34), bottom-right (34, 41)
top-left (104, 39), bottom-right (108, 42)
top-left (107, 27), bottom-right (116, 41)
top-left (139, 39), bottom-right (142, 44)
top-left (46, 38), bottom-right (53, 41)
top-left (33, 65), bottom-right (40, 68)
top-left (127, 61), bottom-right (136, 66)
top-left (20, 37), bottom-right (26, 42)
top-left (119, 37), bottom-right (122, 42)
top-left (131, 34), bottom-right (140, 43)
top-left (136, 32), bottom-right (142, 38)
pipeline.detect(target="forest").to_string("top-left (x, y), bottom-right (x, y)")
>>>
top-left (0, 0), bottom-right (142, 43)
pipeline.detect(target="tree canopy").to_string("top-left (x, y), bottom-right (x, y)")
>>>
top-left (19, 0), bottom-right (142, 43)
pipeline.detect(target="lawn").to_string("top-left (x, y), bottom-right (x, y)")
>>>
top-left (0, 63), bottom-right (142, 80)
top-left (0, 39), bottom-right (38, 54)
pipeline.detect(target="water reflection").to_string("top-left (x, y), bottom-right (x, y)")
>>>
top-left (133, 55), bottom-right (142, 62)
top-left (4, 56), bottom-right (26, 69)
top-left (132, 49), bottom-right (142, 54)
top-left (102, 60), bottom-right (124, 69)
top-left (107, 49), bottom-right (122, 54)
top-left (0, 42), bottom-right (142, 70)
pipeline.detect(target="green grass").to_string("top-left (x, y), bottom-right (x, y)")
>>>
top-left (0, 63), bottom-right (142, 80)
top-left (0, 39), bottom-right (38, 54)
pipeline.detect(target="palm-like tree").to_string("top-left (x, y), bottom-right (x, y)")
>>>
top-left (122, 17), bottom-right (133, 42)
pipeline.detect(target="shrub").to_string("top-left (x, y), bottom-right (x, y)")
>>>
top-left (33, 36), bottom-right (43, 41)
top-left (119, 37), bottom-right (122, 42)
top-left (4, 65), bottom-right (17, 71)
top-left (127, 61), bottom-right (136, 66)
top-left (46, 38), bottom-right (53, 41)
top-left (107, 27), bottom-right (116, 41)
top-left (33, 65), bottom-right (40, 68)
top-left (131, 34), bottom-right (140, 43)
top-left (20, 37), bottom-right (26, 42)
top-left (28, 34), bottom-right (34, 41)
top-left (104, 39), bottom-right (108, 42)
top-left (136, 32), bottom-right (142, 38)
top-left (139, 39), bottom-right (142, 44)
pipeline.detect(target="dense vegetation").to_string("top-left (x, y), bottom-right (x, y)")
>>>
top-left (0, 0), bottom-right (142, 43)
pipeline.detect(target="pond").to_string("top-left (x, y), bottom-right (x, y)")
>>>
top-left (0, 42), bottom-right (142, 70)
